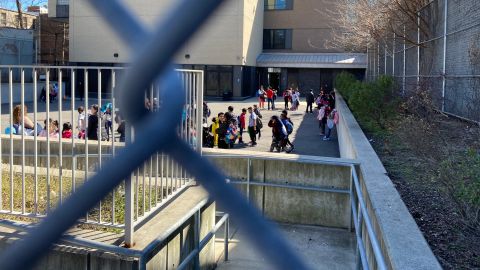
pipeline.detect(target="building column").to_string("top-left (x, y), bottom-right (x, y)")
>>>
top-left (233, 66), bottom-right (243, 98)
top-left (280, 68), bottom-right (288, 91)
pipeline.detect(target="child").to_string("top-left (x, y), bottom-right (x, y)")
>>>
top-left (39, 119), bottom-right (59, 138)
top-left (62, 122), bottom-right (73, 139)
top-left (317, 105), bottom-right (326, 135)
top-left (87, 104), bottom-right (99, 140)
top-left (238, 108), bottom-right (246, 144)
top-left (323, 108), bottom-right (338, 141)
top-left (101, 103), bottom-right (113, 141)
top-left (210, 117), bottom-right (219, 147)
top-left (77, 106), bottom-right (86, 139)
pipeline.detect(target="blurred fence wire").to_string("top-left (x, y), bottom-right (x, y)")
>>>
top-left (0, 0), bottom-right (309, 269)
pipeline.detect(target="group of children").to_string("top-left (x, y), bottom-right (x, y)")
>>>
top-left (9, 103), bottom-right (125, 142)
top-left (315, 91), bottom-right (338, 141)
top-left (204, 105), bottom-right (263, 149)
top-left (282, 88), bottom-right (301, 111)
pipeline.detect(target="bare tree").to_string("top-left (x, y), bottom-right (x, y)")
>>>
top-left (16, 0), bottom-right (24, 29)
top-left (324, 0), bottom-right (431, 51)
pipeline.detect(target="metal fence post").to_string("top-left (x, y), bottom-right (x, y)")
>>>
top-left (193, 210), bottom-right (201, 270)
top-left (349, 167), bottom-right (353, 232)
top-left (393, 32), bottom-right (395, 77)
top-left (246, 158), bottom-right (251, 202)
top-left (417, 11), bottom-right (421, 87)
top-left (377, 43), bottom-right (380, 77)
top-left (384, 43), bottom-right (387, 75)
top-left (403, 25), bottom-right (406, 96)
top-left (366, 45), bottom-right (369, 80)
top-left (442, 0), bottom-right (448, 111)
top-left (124, 124), bottom-right (135, 247)
top-left (224, 216), bottom-right (229, 262)
top-left (196, 72), bottom-right (204, 154)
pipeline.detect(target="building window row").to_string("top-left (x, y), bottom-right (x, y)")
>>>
top-left (263, 29), bottom-right (292, 50)
top-left (0, 13), bottom-right (6, 26)
top-left (264, 0), bottom-right (293, 10)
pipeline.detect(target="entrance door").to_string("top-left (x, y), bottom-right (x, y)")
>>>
top-left (268, 72), bottom-right (280, 90)
top-left (320, 70), bottom-right (334, 92)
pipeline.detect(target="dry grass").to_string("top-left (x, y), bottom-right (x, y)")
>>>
top-left (0, 170), bottom-right (179, 231)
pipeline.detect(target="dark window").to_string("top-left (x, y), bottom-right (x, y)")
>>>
top-left (265, 0), bottom-right (293, 10)
top-left (56, 5), bottom-right (69, 18)
top-left (263, 29), bottom-right (292, 50)
top-left (205, 66), bottom-right (233, 96)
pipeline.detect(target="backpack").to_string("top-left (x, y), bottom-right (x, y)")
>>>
top-left (284, 120), bottom-right (293, 135)
top-left (256, 117), bottom-right (263, 130)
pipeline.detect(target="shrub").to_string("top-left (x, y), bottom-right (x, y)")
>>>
top-left (334, 72), bottom-right (358, 101)
top-left (337, 74), bottom-right (397, 133)
top-left (439, 149), bottom-right (480, 227)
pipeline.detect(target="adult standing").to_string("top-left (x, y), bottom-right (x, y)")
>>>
top-left (283, 88), bottom-right (291, 110)
top-left (273, 89), bottom-right (278, 109)
top-left (291, 89), bottom-right (300, 111)
top-left (266, 87), bottom-right (274, 110)
top-left (306, 89), bottom-right (315, 113)
top-left (216, 112), bottom-right (229, 149)
top-left (257, 85), bottom-right (266, 109)
top-left (239, 108), bottom-right (246, 144)
top-left (87, 104), bottom-right (99, 140)
top-left (253, 104), bottom-right (262, 139)
top-left (247, 107), bottom-right (257, 146)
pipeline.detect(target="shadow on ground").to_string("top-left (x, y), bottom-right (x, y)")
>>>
top-left (290, 110), bottom-right (339, 158)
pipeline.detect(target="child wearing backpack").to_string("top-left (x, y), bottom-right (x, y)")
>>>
top-left (280, 110), bottom-right (295, 152)
top-left (323, 109), bottom-right (338, 141)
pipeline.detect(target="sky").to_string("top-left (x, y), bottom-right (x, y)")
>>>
top-left (0, 0), bottom-right (48, 11)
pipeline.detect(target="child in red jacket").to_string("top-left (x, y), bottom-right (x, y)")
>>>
top-left (239, 108), bottom-right (247, 144)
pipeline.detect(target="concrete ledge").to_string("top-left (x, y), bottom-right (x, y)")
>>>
top-left (335, 92), bottom-right (441, 269)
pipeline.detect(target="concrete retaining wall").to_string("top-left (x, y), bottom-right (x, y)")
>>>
top-left (204, 149), bottom-right (355, 229)
top-left (335, 92), bottom-right (441, 269)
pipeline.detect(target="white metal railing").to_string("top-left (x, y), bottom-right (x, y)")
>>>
top-left (0, 65), bottom-right (203, 245)
top-left (206, 154), bottom-right (388, 270)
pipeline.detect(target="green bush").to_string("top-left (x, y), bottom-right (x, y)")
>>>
top-left (334, 72), bottom-right (358, 101)
top-left (335, 73), bottom-right (397, 133)
top-left (350, 76), bottom-right (396, 130)
top-left (439, 149), bottom-right (480, 227)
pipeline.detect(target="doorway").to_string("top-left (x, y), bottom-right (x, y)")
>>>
top-left (268, 72), bottom-right (281, 90)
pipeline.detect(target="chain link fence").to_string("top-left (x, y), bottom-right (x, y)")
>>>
top-left (367, 0), bottom-right (480, 123)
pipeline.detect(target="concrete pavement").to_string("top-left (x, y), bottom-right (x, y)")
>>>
top-left (205, 97), bottom-right (340, 157)
top-left (215, 223), bottom-right (356, 270)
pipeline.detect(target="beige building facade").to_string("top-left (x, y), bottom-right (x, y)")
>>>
top-left (259, 0), bottom-right (365, 93)
top-left (263, 0), bottom-right (341, 53)
top-left (56, 0), bottom-right (365, 98)
top-left (0, 8), bottom-right (37, 29)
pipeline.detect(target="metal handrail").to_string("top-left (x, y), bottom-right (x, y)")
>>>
top-left (351, 165), bottom-right (388, 270)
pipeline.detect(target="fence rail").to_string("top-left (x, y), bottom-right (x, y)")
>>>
top-left (367, 0), bottom-right (480, 123)
top-left (0, 65), bottom-right (204, 242)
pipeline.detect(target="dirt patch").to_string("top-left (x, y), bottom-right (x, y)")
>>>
top-left (366, 112), bottom-right (480, 269)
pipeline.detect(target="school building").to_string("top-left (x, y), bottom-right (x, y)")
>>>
top-left (49, 0), bottom-right (366, 97)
